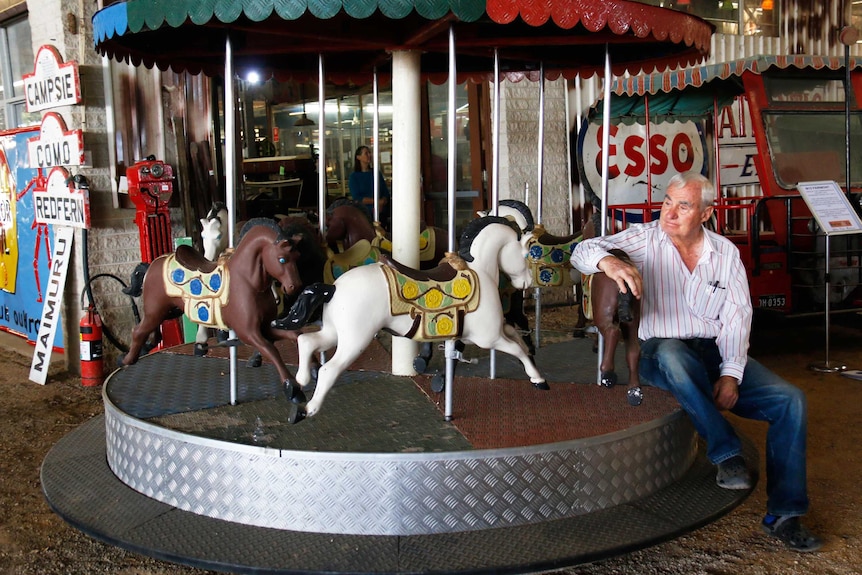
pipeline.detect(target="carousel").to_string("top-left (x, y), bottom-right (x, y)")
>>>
top-left (40, 1), bottom-right (757, 573)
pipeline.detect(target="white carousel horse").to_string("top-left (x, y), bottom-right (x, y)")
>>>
top-left (195, 202), bottom-right (229, 355)
top-left (291, 216), bottom-right (548, 422)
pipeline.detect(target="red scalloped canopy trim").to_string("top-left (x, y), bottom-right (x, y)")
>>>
top-left (486, 0), bottom-right (712, 52)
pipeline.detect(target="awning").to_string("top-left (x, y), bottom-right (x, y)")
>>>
top-left (613, 54), bottom-right (862, 97)
top-left (92, 0), bottom-right (713, 83)
top-left (588, 55), bottom-right (862, 122)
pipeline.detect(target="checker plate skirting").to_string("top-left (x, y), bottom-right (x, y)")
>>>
top-left (104, 393), bottom-right (697, 536)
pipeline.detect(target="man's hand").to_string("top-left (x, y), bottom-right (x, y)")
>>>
top-left (713, 375), bottom-right (739, 410)
top-left (597, 255), bottom-right (642, 298)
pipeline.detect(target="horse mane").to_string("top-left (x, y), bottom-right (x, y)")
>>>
top-left (281, 219), bottom-right (327, 266)
top-left (458, 216), bottom-right (519, 262)
top-left (499, 199), bottom-right (535, 232)
top-left (239, 217), bottom-right (286, 243)
top-left (327, 197), bottom-right (367, 216)
top-left (206, 201), bottom-right (228, 221)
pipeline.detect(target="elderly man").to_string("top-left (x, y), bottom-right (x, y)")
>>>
top-left (570, 172), bottom-right (822, 552)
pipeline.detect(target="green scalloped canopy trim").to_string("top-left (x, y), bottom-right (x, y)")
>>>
top-left (119, 0), bottom-right (484, 36)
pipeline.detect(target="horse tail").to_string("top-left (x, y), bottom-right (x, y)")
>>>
top-left (121, 262), bottom-right (150, 297)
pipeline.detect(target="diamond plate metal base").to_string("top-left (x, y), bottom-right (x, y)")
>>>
top-left (43, 338), bottom-right (757, 573)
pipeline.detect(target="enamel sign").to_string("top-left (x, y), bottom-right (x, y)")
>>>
top-left (23, 45), bottom-right (81, 113)
top-left (579, 119), bottom-right (707, 222)
top-left (27, 112), bottom-right (85, 169)
top-left (33, 166), bottom-right (90, 229)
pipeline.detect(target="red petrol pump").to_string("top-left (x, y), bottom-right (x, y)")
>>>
top-left (127, 155), bottom-right (184, 348)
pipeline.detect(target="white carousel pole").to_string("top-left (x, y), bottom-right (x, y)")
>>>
top-left (444, 24), bottom-right (458, 420)
top-left (318, 54), bottom-right (326, 234)
top-left (566, 77), bottom-right (574, 235)
top-left (596, 46), bottom-right (612, 385)
top-left (317, 55), bottom-right (329, 366)
top-left (390, 50), bottom-right (422, 376)
top-left (533, 62), bottom-right (545, 351)
top-left (373, 68), bottom-right (380, 223)
top-left (224, 35), bottom-right (238, 405)
top-left (575, 74), bottom-right (585, 230)
top-left (489, 48), bottom-right (501, 380)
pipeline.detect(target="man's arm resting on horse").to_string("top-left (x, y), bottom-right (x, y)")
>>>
top-left (596, 255), bottom-right (642, 299)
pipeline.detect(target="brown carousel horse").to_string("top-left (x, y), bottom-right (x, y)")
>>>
top-left (121, 218), bottom-right (307, 400)
top-left (583, 248), bottom-right (642, 406)
top-left (324, 197), bottom-right (449, 269)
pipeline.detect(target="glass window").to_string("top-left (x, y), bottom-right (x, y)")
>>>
top-left (764, 111), bottom-right (862, 187)
top-left (764, 76), bottom-right (847, 106)
top-left (0, 15), bottom-right (36, 129)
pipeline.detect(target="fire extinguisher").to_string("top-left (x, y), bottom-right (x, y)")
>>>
top-left (80, 305), bottom-right (104, 387)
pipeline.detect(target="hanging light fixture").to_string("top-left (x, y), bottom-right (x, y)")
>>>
top-left (294, 101), bottom-right (315, 127)
top-left (294, 84), bottom-right (315, 127)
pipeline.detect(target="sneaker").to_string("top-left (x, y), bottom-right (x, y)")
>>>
top-left (715, 455), bottom-right (753, 490)
top-left (762, 515), bottom-right (823, 552)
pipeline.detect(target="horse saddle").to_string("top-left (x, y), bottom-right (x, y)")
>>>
top-left (381, 255), bottom-right (479, 340)
top-left (323, 239), bottom-right (385, 283)
top-left (174, 244), bottom-right (219, 274)
top-left (163, 251), bottom-right (231, 329)
top-left (371, 226), bottom-right (436, 262)
top-left (525, 224), bottom-right (582, 288)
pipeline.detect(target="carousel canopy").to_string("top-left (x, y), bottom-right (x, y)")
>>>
top-left (92, 0), bottom-right (713, 84)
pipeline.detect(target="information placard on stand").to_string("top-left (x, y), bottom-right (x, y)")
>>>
top-left (797, 180), bottom-right (862, 235)
top-left (796, 181), bottom-right (862, 373)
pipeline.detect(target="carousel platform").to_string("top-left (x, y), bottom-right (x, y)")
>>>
top-left (42, 333), bottom-right (756, 574)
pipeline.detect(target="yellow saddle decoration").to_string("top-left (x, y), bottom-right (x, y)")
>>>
top-left (371, 227), bottom-right (435, 261)
top-left (382, 264), bottom-right (480, 340)
top-left (163, 254), bottom-right (231, 329)
top-left (324, 239), bottom-right (385, 283)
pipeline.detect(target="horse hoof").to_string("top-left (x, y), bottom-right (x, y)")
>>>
top-left (288, 403), bottom-right (306, 424)
top-left (430, 373), bottom-right (445, 393)
top-left (600, 372), bottom-right (617, 388)
top-left (572, 328), bottom-right (586, 339)
top-left (194, 343), bottom-right (208, 357)
top-left (247, 354), bottom-right (262, 368)
top-left (532, 380), bottom-right (550, 391)
top-left (627, 386), bottom-right (643, 406)
top-left (283, 381), bottom-right (308, 405)
top-left (216, 329), bottom-right (229, 343)
top-left (413, 356), bottom-right (428, 374)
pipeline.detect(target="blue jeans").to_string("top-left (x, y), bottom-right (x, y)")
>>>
top-left (639, 337), bottom-right (809, 517)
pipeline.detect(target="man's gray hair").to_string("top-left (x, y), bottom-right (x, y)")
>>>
top-left (667, 172), bottom-right (715, 208)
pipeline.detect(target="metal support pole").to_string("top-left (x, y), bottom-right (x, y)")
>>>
top-left (596, 46), bottom-right (612, 385)
top-left (809, 234), bottom-right (846, 372)
top-left (225, 35), bottom-right (238, 405)
top-left (373, 68), bottom-right (380, 222)
top-left (490, 49), bottom-right (501, 380)
top-left (444, 25), bottom-right (457, 420)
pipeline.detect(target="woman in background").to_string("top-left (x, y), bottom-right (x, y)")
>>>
top-left (348, 145), bottom-right (390, 227)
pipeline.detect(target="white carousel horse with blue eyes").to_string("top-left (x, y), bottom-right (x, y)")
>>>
top-left (290, 216), bottom-right (548, 422)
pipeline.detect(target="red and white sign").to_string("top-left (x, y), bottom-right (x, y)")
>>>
top-left (580, 119), bottom-right (707, 211)
top-left (27, 112), bottom-right (84, 169)
top-left (716, 96), bottom-right (759, 186)
top-left (33, 166), bottom-right (91, 229)
top-left (23, 45), bottom-right (81, 113)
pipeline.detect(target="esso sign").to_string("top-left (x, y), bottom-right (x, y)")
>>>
top-left (578, 119), bottom-right (707, 215)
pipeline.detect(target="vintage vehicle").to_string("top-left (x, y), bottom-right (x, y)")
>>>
top-left (578, 55), bottom-right (862, 315)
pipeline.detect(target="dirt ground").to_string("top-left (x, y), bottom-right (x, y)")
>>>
top-left (1, 307), bottom-right (862, 575)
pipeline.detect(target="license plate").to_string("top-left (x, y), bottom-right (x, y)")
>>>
top-left (758, 294), bottom-right (786, 308)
